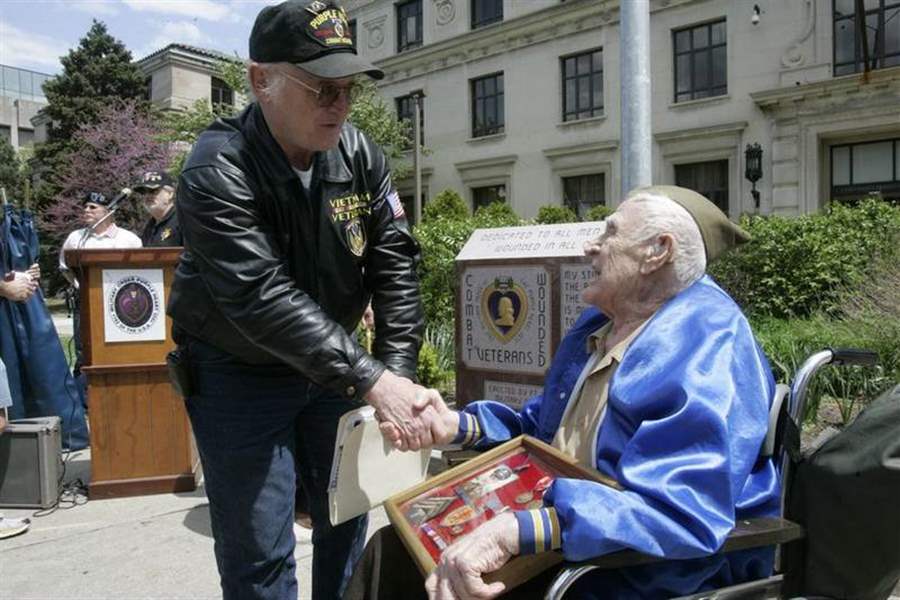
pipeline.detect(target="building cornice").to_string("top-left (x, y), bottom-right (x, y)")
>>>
top-left (376, 0), bottom-right (697, 83)
top-left (454, 154), bottom-right (518, 172)
top-left (751, 66), bottom-right (900, 110)
top-left (542, 140), bottom-right (619, 160)
top-left (655, 121), bottom-right (748, 143)
top-left (137, 45), bottom-right (231, 76)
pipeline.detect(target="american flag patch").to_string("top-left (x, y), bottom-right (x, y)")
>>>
top-left (386, 190), bottom-right (405, 219)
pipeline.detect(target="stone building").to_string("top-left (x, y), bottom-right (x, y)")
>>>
top-left (345, 0), bottom-right (900, 220)
top-left (0, 65), bottom-right (51, 150)
top-left (135, 43), bottom-right (245, 112)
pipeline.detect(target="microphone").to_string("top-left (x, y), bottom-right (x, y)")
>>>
top-left (106, 187), bottom-right (132, 212)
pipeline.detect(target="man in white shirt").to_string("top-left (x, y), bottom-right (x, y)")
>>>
top-left (59, 191), bottom-right (142, 284)
top-left (59, 191), bottom-right (142, 393)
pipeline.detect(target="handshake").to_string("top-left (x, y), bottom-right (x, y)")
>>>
top-left (0, 263), bottom-right (40, 303)
top-left (364, 369), bottom-right (460, 451)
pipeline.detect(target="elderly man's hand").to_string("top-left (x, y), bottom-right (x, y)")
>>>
top-left (425, 512), bottom-right (519, 600)
top-left (365, 370), bottom-right (451, 451)
top-left (0, 272), bottom-right (38, 302)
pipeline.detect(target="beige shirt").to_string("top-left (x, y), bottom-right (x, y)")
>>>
top-left (552, 320), bottom-right (649, 468)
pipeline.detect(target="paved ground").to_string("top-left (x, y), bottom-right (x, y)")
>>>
top-left (0, 449), bottom-right (391, 600)
top-left (51, 313), bottom-right (73, 338)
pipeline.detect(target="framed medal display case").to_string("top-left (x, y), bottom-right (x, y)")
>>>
top-left (384, 435), bottom-right (621, 591)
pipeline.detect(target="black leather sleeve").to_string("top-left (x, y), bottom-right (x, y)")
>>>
top-left (362, 143), bottom-right (425, 381)
top-left (177, 164), bottom-right (385, 399)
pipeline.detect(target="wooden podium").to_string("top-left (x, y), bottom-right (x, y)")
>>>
top-left (65, 248), bottom-right (199, 499)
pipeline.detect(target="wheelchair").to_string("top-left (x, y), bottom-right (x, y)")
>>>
top-left (543, 347), bottom-right (880, 600)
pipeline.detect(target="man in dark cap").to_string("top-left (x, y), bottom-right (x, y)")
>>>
top-left (167, 2), bottom-right (445, 599)
top-left (350, 187), bottom-right (779, 600)
top-left (134, 170), bottom-right (182, 247)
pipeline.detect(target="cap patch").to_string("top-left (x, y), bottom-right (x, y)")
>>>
top-left (308, 7), bottom-right (353, 47)
top-left (305, 0), bottom-right (328, 15)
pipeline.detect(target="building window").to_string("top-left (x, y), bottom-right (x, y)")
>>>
top-left (17, 128), bottom-right (35, 147)
top-left (349, 19), bottom-right (357, 47)
top-left (561, 48), bottom-right (603, 122)
top-left (144, 76), bottom-right (153, 102)
top-left (471, 72), bottom-right (504, 137)
top-left (562, 174), bottom-right (605, 218)
top-left (472, 184), bottom-right (506, 209)
top-left (831, 138), bottom-right (900, 201)
top-left (472, 0), bottom-right (503, 29)
top-left (673, 19), bottom-right (727, 102)
top-left (396, 92), bottom-right (425, 147)
top-left (211, 76), bottom-right (233, 108)
top-left (675, 160), bottom-right (729, 213)
top-left (833, 0), bottom-right (900, 76)
top-left (0, 126), bottom-right (10, 143)
top-left (397, 0), bottom-right (423, 52)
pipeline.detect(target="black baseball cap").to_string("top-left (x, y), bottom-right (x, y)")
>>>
top-left (134, 170), bottom-right (175, 192)
top-left (249, 0), bottom-right (383, 80)
top-left (82, 191), bottom-right (111, 207)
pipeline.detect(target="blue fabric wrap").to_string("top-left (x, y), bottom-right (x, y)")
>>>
top-left (1, 205), bottom-right (88, 449)
top-left (462, 275), bottom-right (780, 595)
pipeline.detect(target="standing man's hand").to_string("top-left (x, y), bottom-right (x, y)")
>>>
top-left (365, 370), bottom-right (449, 451)
top-left (425, 512), bottom-right (519, 600)
top-left (0, 272), bottom-right (38, 302)
top-left (379, 392), bottom-right (459, 448)
top-left (361, 303), bottom-right (375, 330)
top-left (0, 409), bottom-right (8, 434)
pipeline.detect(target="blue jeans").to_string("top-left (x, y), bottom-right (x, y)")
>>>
top-left (185, 340), bottom-right (368, 600)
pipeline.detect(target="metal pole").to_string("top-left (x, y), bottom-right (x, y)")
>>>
top-left (413, 92), bottom-right (423, 226)
top-left (620, 0), bottom-right (652, 196)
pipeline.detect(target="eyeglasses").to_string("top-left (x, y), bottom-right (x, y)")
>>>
top-left (280, 68), bottom-right (361, 107)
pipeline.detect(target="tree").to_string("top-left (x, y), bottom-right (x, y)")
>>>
top-left (215, 57), bottom-right (251, 99)
top-left (158, 99), bottom-right (220, 176)
top-left (42, 99), bottom-right (171, 242)
top-left (0, 138), bottom-right (23, 203)
top-left (159, 64), bottom-right (414, 178)
top-left (32, 21), bottom-right (147, 210)
top-left (349, 79), bottom-right (414, 179)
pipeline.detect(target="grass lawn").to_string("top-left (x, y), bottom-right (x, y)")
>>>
top-left (59, 334), bottom-right (76, 368)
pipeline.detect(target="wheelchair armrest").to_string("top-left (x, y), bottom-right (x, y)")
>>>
top-left (761, 384), bottom-right (791, 459)
top-left (543, 517), bottom-right (804, 600)
top-left (573, 517), bottom-right (804, 570)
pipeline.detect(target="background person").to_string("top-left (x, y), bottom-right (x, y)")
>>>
top-left (134, 170), bottom-right (182, 247)
top-left (0, 356), bottom-right (31, 540)
top-left (167, 2), bottom-right (447, 599)
top-left (353, 186), bottom-right (779, 600)
top-left (58, 191), bottom-right (142, 394)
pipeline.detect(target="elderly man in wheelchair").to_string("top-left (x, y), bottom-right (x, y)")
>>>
top-left (347, 185), bottom-right (782, 600)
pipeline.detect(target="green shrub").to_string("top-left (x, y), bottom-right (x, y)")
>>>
top-left (710, 198), bottom-right (900, 318)
top-left (535, 204), bottom-right (578, 224)
top-left (752, 312), bottom-right (898, 423)
top-left (472, 201), bottom-right (520, 225)
top-left (751, 247), bottom-right (900, 421)
top-left (417, 322), bottom-right (456, 397)
top-left (417, 342), bottom-right (443, 388)
top-left (423, 189), bottom-right (468, 222)
top-left (583, 204), bottom-right (613, 221)
top-left (414, 201), bottom-right (522, 329)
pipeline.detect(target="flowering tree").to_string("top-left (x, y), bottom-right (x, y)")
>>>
top-left (42, 99), bottom-right (171, 241)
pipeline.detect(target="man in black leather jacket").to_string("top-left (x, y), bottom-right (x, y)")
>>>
top-left (167, 2), bottom-right (448, 598)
